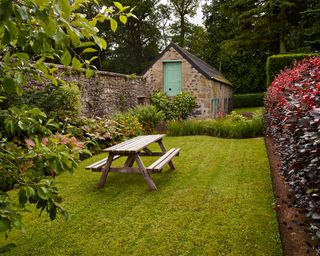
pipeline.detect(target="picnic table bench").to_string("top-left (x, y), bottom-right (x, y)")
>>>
top-left (86, 134), bottom-right (180, 190)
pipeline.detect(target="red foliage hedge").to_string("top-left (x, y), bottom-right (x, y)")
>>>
top-left (264, 57), bottom-right (320, 247)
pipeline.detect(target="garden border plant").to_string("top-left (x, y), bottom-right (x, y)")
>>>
top-left (264, 56), bottom-right (320, 252)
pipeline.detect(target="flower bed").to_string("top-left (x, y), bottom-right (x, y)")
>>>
top-left (264, 57), bottom-right (320, 250)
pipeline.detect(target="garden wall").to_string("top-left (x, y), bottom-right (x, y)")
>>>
top-left (59, 66), bottom-right (146, 118)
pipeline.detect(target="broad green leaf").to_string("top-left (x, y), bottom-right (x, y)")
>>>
top-left (89, 56), bottom-right (98, 62)
top-left (72, 57), bottom-right (82, 70)
top-left (43, 18), bottom-right (56, 37)
top-left (110, 18), bottom-right (118, 32)
top-left (3, 51), bottom-right (10, 64)
top-left (35, 62), bottom-right (49, 74)
top-left (2, 77), bottom-right (16, 94)
top-left (114, 2), bottom-right (123, 11)
top-left (26, 186), bottom-right (36, 197)
top-left (57, 0), bottom-right (71, 18)
top-left (67, 28), bottom-right (81, 47)
top-left (119, 15), bottom-right (127, 25)
top-left (93, 36), bottom-right (107, 50)
top-left (49, 208), bottom-right (57, 221)
top-left (37, 187), bottom-right (49, 200)
top-left (77, 41), bottom-right (95, 48)
top-left (35, 0), bottom-right (49, 9)
top-left (61, 49), bottom-right (72, 66)
top-left (85, 68), bottom-right (93, 78)
top-left (53, 28), bottom-right (68, 46)
top-left (81, 48), bottom-right (97, 54)
top-left (12, 52), bottom-right (29, 61)
top-left (16, 85), bottom-right (23, 96)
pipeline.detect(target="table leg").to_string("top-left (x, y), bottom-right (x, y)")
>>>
top-left (134, 155), bottom-right (157, 191)
top-left (124, 154), bottom-right (135, 167)
top-left (98, 154), bottom-right (114, 188)
top-left (158, 140), bottom-right (175, 170)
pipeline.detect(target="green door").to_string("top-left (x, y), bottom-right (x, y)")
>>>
top-left (212, 98), bottom-right (219, 118)
top-left (163, 62), bottom-right (181, 96)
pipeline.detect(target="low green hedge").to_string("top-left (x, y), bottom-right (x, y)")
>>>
top-left (266, 53), bottom-right (318, 85)
top-left (233, 93), bottom-right (264, 108)
top-left (167, 111), bottom-right (264, 139)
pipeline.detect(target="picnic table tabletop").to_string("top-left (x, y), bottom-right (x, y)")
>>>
top-left (103, 134), bottom-right (165, 154)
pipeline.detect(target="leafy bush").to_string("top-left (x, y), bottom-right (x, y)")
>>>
top-left (266, 53), bottom-right (318, 85)
top-left (0, 105), bottom-right (85, 236)
top-left (151, 91), bottom-right (196, 120)
top-left (264, 57), bottom-right (320, 245)
top-left (112, 112), bottom-right (143, 138)
top-left (129, 105), bottom-right (164, 134)
top-left (233, 93), bottom-right (264, 108)
top-left (167, 110), bottom-right (264, 138)
top-left (1, 83), bottom-right (81, 122)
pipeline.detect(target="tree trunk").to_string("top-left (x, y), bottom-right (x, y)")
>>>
top-left (180, 14), bottom-right (185, 47)
top-left (279, 5), bottom-right (287, 53)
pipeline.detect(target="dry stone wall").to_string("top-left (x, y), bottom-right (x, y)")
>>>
top-left (58, 67), bottom-right (146, 118)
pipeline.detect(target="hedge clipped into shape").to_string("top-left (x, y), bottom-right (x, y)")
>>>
top-left (233, 93), bottom-right (264, 108)
top-left (264, 57), bottom-right (320, 247)
top-left (266, 53), bottom-right (318, 86)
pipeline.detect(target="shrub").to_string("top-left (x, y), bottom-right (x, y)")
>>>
top-left (266, 53), bottom-right (318, 85)
top-left (233, 93), bottom-right (264, 108)
top-left (129, 105), bottom-right (164, 134)
top-left (151, 91), bottom-right (196, 120)
top-left (167, 110), bottom-right (264, 138)
top-left (1, 83), bottom-right (81, 121)
top-left (172, 92), bottom-right (197, 120)
top-left (112, 112), bottom-right (143, 138)
top-left (264, 57), bottom-right (320, 245)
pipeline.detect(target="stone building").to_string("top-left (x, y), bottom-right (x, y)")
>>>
top-left (143, 43), bottom-right (233, 118)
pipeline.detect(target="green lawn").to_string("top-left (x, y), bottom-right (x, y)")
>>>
top-left (233, 107), bottom-right (264, 113)
top-left (0, 136), bottom-right (282, 256)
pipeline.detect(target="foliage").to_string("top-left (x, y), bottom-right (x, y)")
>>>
top-left (112, 112), bottom-right (143, 138)
top-left (0, 136), bottom-right (281, 255)
top-left (0, 0), bottom-right (133, 96)
top-left (98, 0), bottom-right (161, 74)
top-left (169, 0), bottom-right (200, 47)
top-left (129, 105), bottom-right (164, 134)
top-left (167, 110), bottom-right (264, 138)
top-left (150, 91), bottom-right (196, 120)
top-left (233, 93), bottom-right (265, 108)
top-left (203, 0), bottom-right (320, 93)
top-left (0, 0), bottom-right (133, 237)
top-left (80, 117), bottom-right (121, 155)
top-left (264, 57), bottom-right (320, 246)
top-left (266, 53), bottom-right (319, 85)
top-left (1, 83), bottom-right (82, 122)
top-left (0, 106), bottom-right (85, 236)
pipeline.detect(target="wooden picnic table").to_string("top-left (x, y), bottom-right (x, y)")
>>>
top-left (86, 134), bottom-right (180, 190)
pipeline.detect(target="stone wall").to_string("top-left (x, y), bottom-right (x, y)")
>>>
top-left (143, 47), bottom-right (233, 118)
top-left (59, 67), bottom-right (146, 118)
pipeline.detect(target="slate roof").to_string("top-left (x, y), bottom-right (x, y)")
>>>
top-left (143, 43), bottom-right (232, 87)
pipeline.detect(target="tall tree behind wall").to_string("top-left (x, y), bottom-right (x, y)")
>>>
top-left (83, 0), bottom-right (161, 74)
top-left (203, 0), bottom-right (320, 93)
top-left (169, 0), bottom-right (200, 47)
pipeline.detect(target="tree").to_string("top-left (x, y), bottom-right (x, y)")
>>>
top-left (88, 0), bottom-right (161, 74)
top-left (169, 0), bottom-right (200, 47)
top-left (203, 0), bottom-right (320, 93)
top-left (0, 0), bottom-right (132, 236)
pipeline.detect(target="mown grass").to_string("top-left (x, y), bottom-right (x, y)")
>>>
top-left (0, 136), bottom-right (282, 256)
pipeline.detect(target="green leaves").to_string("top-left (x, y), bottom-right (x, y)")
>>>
top-left (61, 49), bottom-right (72, 66)
top-left (110, 18), bottom-right (118, 32)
